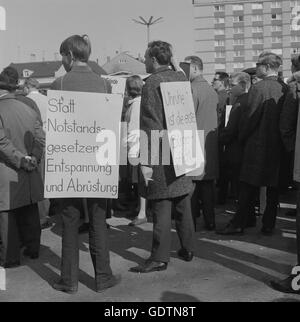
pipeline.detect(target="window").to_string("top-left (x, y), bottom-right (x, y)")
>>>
top-left (291, 48), bottom-right (300, 54)
top-left (215, 29), bottom-right (225, 35)
top-left (233, 15), bottom-right (244, 22)
top-left (233, 62), bottom-right (244, 69)
top-left (271, 13), bottom-right (282, 20)
top-left (215, 63), bottom-right (226, 70)
top-left (252, 15), bottom-right (263, 22)
top-left (271, 25), bottom-right (282, 32)
top-left (233, 4), bottom-right (244, 11)
top-left (215, 17), bottom-right (225, 24)
top-left (215, 40), bottom-right (225, 46)
top-left (252, 3), bottom-right (263, 10)
top-left (214, 5), bottom-right (225, 11)
top-left (272, 49), bottom-right (283, 55)
top-left (272, 36), bottom-right (282, 43)
top-left (291, 1), bottom-right (300, 7)
top-left (234, 50), bottom-right (244, 57)
top-left (252, 26), bottom-right (263, 33)
top-left (271, 1), bottom-right (282, 8)
top-left (253, 49), bottom-right (262, 56)
top-left (252, 38), bottom-right (263, 44)
top-left (215, 51), bottom-right (226, 58)
top-left (233, 39), bottom-right (244, 45)
top-left (291, 35), bottom-right (300, 42)
top-left (234, 27), bottom-right (244, 34)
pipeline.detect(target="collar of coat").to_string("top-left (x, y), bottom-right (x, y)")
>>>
top-left (152, 66), bottom-right (171, 74)
top-left (0, 92), bottom-right (15, 101)
top-left (191, 75), bottom-right (206, 83)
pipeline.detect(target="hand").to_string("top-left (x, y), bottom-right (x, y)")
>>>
top-left (20, 156), bottom-right (37, 172)
top-left (141, 166), bottom-right (153, 187)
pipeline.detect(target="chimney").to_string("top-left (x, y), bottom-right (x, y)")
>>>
top-left (30, 53), bottom-right (36, 62)
top-left (54, 52), bottom-right (59, 61)
top-left (107, 56), bottom-right (111, 63)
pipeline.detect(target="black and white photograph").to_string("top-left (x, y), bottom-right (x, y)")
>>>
top-left (0, 0), bottom-right (300, 306)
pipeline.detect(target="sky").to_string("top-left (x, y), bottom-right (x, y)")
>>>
top-left (0, 0), bottom-right (195, 69)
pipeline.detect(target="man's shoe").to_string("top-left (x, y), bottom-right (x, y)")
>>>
top-left (78, 223), bottom-right (89, 234)
top-left (177, 249), bottom-right (194, 262)
top-left (23, 249), bottom-right (39, 259)
top-left (52, 280), bottom-right (78, 294)
top-left (261, 227), bottom-right (273, 236)
top-left (216, 223), bottom-right (244, 235)
top-left (130, 261), bottom-right (168, 273)
top-left (96, 274), bottom-right (121, 293)
top-left (270, 276), bottom-right (300, 295)
top-left (2, 261), bottom-right (21, 269)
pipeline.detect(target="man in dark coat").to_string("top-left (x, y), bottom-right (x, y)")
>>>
top-left (218, 52), bottom-right (288, 235)
top-left (219, 72), bottom-right (254, 221)
top-left (132, 41), bottom-right (195, 273)
top-left (184, 56), bottom-right (219, 231)
top-left (270, 56), bottom-right (300, 294)
top-left (0, 74), bottom-right (44, 268)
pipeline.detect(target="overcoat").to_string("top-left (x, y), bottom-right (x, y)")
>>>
top-left (139, 67), bottom-right (193, 200)
top-left (239, 76), bottom-right (288, 187)
top-left (0, 93), bottom-right (45, 211)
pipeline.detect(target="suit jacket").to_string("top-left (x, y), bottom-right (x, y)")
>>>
top-left (0, 93), bottom-right (45, 211)
top-left (239, 76), bottom-right (288, 187)
top-left (190, 75), bottom-right (219, 181)
top-left (138, 67), bottom-right (193, 200)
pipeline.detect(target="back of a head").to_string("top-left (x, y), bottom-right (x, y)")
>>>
top-left (126, 75), bottom-right (143, 98)
top-left (185, 55), bottom-right (203, 71)
top-left (258, 51), bottom-right (282, 70)
top-left (60, 34), bottom-right (91, 62)
top-left (2, 66), bottom-right (19, 87)
top-left (231, 72), bottom-right (251, 88)
top-left (147, 41), bottom-right (172, 66)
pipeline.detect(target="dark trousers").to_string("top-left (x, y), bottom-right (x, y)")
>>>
top-left (232, 182), bottom-right (279, 229)
top-left (0, 204), bottom-right (41, 265)
top-left (191, 180), bottom-right (215, 228)
top-left (61, 198), bottom-right (112, 287)
top-left (150, 194), bottom-right (195, 263)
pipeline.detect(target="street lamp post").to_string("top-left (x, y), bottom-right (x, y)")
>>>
top-left (132, 16), bottom-right (163, 45)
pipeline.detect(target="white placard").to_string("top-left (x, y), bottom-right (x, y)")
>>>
top-left (44, 90), bottom-right (123, 199)
top-left (160, 82), bottom-right (205, 177)
top-left (225, 105), bottom-right (232, 127)
top-left (101, 76), bottom-right (126, 96)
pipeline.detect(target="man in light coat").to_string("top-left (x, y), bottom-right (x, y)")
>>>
top-left (0, 74), bottom-right (45, 268)
top-left (184, 56), bottom-right (219, 231)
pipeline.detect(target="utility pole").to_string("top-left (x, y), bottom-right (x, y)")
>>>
top-left (132, 16), bottom-right (163, 45)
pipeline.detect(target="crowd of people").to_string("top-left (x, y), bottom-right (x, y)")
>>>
top-left (0, 34), bottom-right (299, 296)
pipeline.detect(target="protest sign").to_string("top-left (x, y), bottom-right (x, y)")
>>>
top-left (160, 82), bottom-right (204, 177)
top-left (44, 90), bottom-right (123, 199)
top-left (101, 75), bottom-right (126, 95)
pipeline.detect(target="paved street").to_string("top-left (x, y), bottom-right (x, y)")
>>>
top-left (0, 200), bottom-right (299, 302)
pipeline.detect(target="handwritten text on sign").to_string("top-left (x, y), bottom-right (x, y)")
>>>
top-left (160, 82), bottom-right (204, 177)
top-left (45, 90), bottom-right (123, 199)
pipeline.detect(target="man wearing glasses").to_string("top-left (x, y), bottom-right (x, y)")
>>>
top-left (218, 52), bottom-right (288, 236)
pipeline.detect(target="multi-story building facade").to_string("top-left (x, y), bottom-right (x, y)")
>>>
top-left (193, 0), bottom-right (300, 81)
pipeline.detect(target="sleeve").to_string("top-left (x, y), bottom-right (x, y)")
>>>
top-left (239, 86), bottom-right (264, 143)
top-left (31, 117), bottom-right (46, 162)
top-left (0, 115), bottom-right (26, 169)
top-left (140, 79), bottom-right (164, 166)
top-left (280, 85), bottom-right (298, 152)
